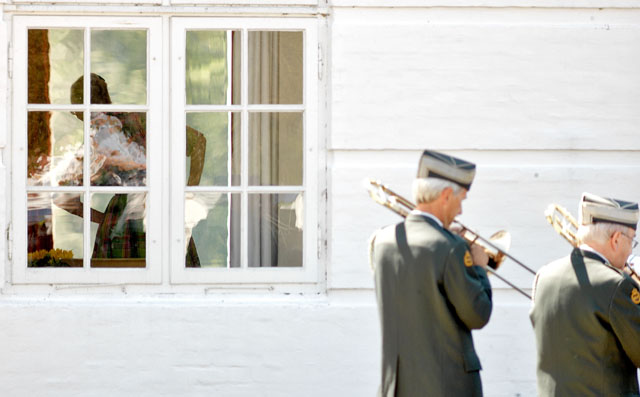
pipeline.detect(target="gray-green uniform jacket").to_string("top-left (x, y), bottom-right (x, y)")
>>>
top-left (530, 248), bottom-right (640, 397)
top-left (373, 213), bottom-right (493, 397)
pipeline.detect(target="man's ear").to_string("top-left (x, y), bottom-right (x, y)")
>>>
top-left (609, 231), bottom-right (621, 250)
top-left (441, 187), bottom-right (453, 202)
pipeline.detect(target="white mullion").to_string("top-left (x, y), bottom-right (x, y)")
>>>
top-left (26, 104), bottom-right (85, 112)
top-left (25, 104), bottom-right (148, 112)
top-left (226, 30), bottom-right (233, 107)
top-left (83, 27), bottom-right (91, 270)
top-left (28, 186), bottom-right (149, 193)
top-left (185, 105), bottom-right (242, 112)
top-left (241, 27), bottom-right (249, 270)
top-left (171, 20), bottom-right (188, 280)
top-left (184, 186), bottom-right (304, 193)
top-left (185, 185), bottom-right (243, 193)
top-left (246, 105), bottom-right (305, 112)
top-left (246, 186), bottom-right (306, 193)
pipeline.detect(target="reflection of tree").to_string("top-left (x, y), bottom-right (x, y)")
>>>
top-left (91, 30), bottom-right (147, 105)
top-left (27, 30), bottom-right (52, 178)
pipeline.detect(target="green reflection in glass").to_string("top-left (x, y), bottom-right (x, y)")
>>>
top-left (186, 30), bottom-right (241, 105)
top-left (185, 193), bottom-right (241, 268)
top-left (248, 112), bottom-right (303, 186)
top-left (28, 29), bottom-right (84, 105)
top-left (91, 30), bottom-right (147, 105)
top-left (186, 112), bottom-right (240, 186)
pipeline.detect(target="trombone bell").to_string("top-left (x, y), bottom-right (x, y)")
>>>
top-left (460, 229), bottom-right (512, 270)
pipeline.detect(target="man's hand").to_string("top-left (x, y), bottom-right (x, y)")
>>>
top-left (470, 244), bottom-right (489, 270)
top-left (450, 224), bottom-right (490, 269)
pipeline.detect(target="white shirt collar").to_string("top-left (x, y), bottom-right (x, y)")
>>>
top-left (579, 244), bottom-right (610, 265)
top-left (410, 209), bottom-right (443, 228)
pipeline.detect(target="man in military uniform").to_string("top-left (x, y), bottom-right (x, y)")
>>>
top-left (372, 150), bottom-right (493, 397)
top-left (530, 192), bottom-right (640, 396)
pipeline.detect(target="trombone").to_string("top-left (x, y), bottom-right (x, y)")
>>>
top-left (366, 178), bottom-right (535, 300)
top-left (545, 203), bottom-right (640, 284)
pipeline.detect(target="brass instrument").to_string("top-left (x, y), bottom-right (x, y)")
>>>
top-left (366, 178), bottom-right (534, 300)
top-left (545, 203), bottom-right (640, 284)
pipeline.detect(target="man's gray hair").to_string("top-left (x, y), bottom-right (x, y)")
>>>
top-left (577, 222), bottom-right (631, 246)
top-left (412, 177), bottom-right (463, 205)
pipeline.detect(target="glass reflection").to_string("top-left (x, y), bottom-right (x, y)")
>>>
top-left (248, 193), bottom-right (303, 267)
top-left (185, 193), bottom-right (240, 268)
top-left (90, 193), bottom-right (146, 268)
top-left (28, 192), bottom-right (83, 267)
top-left (186, 30), bottom-right (241, 105)
top-left (248, 112), bottom-right (303, 186)
top-left (186, 112), bottom-right (240, 186)
top-left (27, 111), bottom-right (84, 187)
top-left (89, 111), bottom-right (147, 187)
top-left (91, 30), bottom-right (147, 105)
top-left (248, 31), bottom-right (302, 105)
top-left (28, 29), bottom-right (84, 104)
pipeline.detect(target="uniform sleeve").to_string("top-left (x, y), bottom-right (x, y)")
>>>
top-left (442, 240), bottom-right (493, 330)
top-left (609, 278), bottom-right (640, 368)
top-left (529, 271), bottom-right (541, 326)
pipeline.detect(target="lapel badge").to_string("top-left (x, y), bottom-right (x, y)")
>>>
top-left (464, 251), bottom-right (473, 267)
top-left (631, 288), bottom-right (640, 305)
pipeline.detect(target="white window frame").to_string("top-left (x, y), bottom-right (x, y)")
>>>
top-left (170, 17), bottom-right (319, 284)
top-left (11, 16), bottom-right (163, 284)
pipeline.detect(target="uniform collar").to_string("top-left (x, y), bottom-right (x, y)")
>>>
top-left (577, 244), bottom-right (610, 265)
top-left (409, 209), bottom-right (443, 228)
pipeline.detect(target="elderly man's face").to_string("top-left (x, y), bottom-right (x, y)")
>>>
top-left (443, 188), bottom-right (467, 228)
top-left (609, 228), bottom-right (636, 269)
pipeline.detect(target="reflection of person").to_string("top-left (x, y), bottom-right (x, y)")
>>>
top-left (530, 193), bottom-right (640, 396)
top-left (371, 150), bottom-right (492, 396)
top-left (55, 74), bottom-right (148, 260)
top-left (70, 73), bottom-right (147, 186)
top-left (60, 74), bottom-right (204, 265)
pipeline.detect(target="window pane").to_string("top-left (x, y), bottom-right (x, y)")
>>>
top-left (28, 29), bottom-right (84, 105)
top-left (248, 193), bottom-right (303, 267)
top-left (186, 30), bottom-right (241, 105)
top-left (28, 111), bottom-right (84, 187)
top-left (185, 193), bottom-right (240, 268)
top-left (248, 112), bottom-right (303, 186)
top-left (28, 192), bottom-right (83, 267)
top-left (248, 31), bottom-right (302, 105)
top-left (90, 112), bottom-right (147, 187)
top-left (90, 193), bottom-right (146, 268)
top-left (91, 30), bottom-right (147, 105)
top-left (186, 112), bottom-right (240, 186)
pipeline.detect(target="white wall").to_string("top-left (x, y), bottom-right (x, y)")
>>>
top-left (329, 4), bottom-right (640, 396)
top-left (0, 295), bottom-right (380, 397)
top-left (1, 2), bottom-right (640, 397)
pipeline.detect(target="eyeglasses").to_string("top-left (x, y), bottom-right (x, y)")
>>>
top-left (620, 232), bottom-right (639, 249)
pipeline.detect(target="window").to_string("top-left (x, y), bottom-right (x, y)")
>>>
top-left (12, 16), bottom-right (163, 284)
top-left (170, 18), bottom-right (319, 284)
top-left (10, 15), bottom-right (319, 286)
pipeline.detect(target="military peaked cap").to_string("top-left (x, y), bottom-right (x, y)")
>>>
top-left (417, 150), bottom-right (476, 190)
top-left (579, 192), bottom-right (639, 230)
